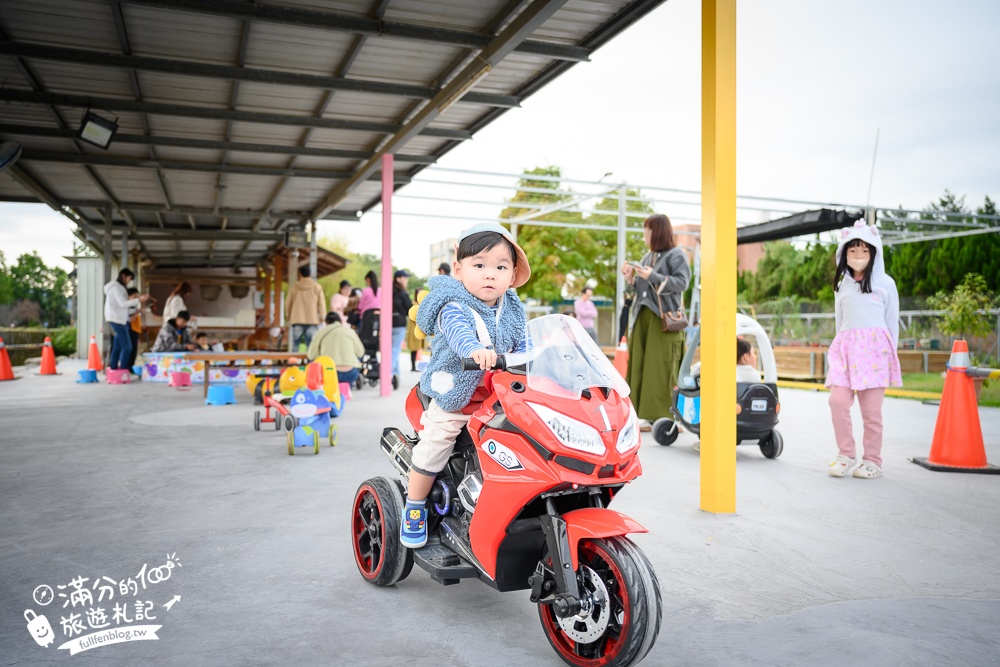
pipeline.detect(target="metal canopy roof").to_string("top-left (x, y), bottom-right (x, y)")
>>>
top-left (736, 208), bottom-right (864, 245)
top-left (0, 0), bottom-right (664, 270)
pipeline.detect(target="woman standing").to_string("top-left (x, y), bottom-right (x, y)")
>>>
top-left (391, 270), bottom-right (413, 387)
top-left (357, 271), bottom-right (380, 318)
top-left (621, 214), bottom-right (691, 428)
top-left (163, 282), bottom-right (192, 322)
top-left (574, 286), bottom-right (599, 342)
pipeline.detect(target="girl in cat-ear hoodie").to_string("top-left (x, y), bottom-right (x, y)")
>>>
top-left (826, 221), bottom-right (902, 479)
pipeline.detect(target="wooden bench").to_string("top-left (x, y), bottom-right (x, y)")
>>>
top-left (185, 352), bottom-right (301, 398)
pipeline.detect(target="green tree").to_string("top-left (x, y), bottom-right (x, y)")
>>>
top-left (883, 190), bottom-right (1000, 297)
top-left (498, 167), bottom-right (653, 305)
top-left (315, 236), bottom-right (426, 305)
top-left (588, 189), bottom-right (655, 299)
top-left (0, 251), bottom-right (15, 305)
top-left (926, 273), bottom-right (998, 348)
top-left (5, 252), bottom-right (70, 326)
top-left (498, 167), bottom-right (586, 303)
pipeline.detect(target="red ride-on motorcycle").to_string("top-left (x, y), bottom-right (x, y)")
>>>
top-left (351, 315), bottom-right (662, 667)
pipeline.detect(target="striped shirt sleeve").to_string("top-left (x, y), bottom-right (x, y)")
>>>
top-left (438, 303), bottom-right (486, 358)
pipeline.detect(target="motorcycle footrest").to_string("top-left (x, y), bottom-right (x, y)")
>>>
top-left (413, 544), bottom-right (480, 586)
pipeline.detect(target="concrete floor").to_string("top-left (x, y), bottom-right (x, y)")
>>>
top-left (2, 358), bottom-right (999, 666)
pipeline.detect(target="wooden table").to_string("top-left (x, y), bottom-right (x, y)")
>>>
top-left (185, 352), bottom-right (301, 398)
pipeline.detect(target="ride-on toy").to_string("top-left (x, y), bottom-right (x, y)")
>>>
top-left (351, 315), bottom-right (661, 667)
top-left (652, 313), bottom-right (783, 458)
top-left (285, 387), bottom-right (336, 455)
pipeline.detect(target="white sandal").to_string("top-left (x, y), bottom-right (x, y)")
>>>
top-left (852, 461), bottom-right (883, 479)
top-left (828, 455), bottom-right (856, 478)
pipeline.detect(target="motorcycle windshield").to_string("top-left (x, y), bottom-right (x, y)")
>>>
top-left (511, 314), bottom-right (631, 400)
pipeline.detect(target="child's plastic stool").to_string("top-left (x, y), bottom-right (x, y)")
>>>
top-left (76, 369), bottom-right (98, 383)
top-left (106, 369), bottom-right (131, 384)
top-left (338, 382), bottom-right (352, 402)
top-left (206, 385), bottom-right (237, 406)
top-left (169, 371), bottom-right (191, 387)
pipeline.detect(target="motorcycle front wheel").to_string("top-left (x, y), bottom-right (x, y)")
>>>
top-left (538, 536), bottom-right (662, 667)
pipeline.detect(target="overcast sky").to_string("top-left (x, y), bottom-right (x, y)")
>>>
top-left (2, 0), bottom-right (998, 275)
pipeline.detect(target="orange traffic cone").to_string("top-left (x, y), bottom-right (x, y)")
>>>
top-left (38, 336), bottom-right (59, 375)
top-left (87, 334), bottom-right (103, 372)
top-left (0, 337), bottom-right (15, 381)
top-left (911, 340), bottom-right (999, 474)
top-left (613, 337), bottom-right (629, 379)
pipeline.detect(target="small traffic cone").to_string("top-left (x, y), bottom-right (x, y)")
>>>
top-left (38, 337), bottom-right (59, 375)
top-left (911, 340), bottom-right (999, 474)
top-left (0, 337), bottom-right (15, 381)
top-left (87, 334), bottom-right (103, 372)
top-left (613, 336), bottom-right (629, 379)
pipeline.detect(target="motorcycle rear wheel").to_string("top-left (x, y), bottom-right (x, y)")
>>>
top-left (538, 536), bottom-right (662, 667)
top-left (351, 477), bottom-right (413, 586)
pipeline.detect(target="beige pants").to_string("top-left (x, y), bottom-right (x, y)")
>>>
top-left (410, 399), bottom-right (471, 475)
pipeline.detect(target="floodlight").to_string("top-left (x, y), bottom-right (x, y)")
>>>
top-left (284, 226), bottom-right (308, 248)
top-left (78, 111), bottom-right (118, 149)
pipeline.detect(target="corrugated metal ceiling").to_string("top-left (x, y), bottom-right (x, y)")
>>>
top-left (0, 0), bottom-right (665, 270)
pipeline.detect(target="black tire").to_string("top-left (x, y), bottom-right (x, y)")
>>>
top-left (652, 418), bottom-right (678, 446)
top-left (282, 414), bottom-right (297, 432)
top-left (759, 429), bottom-right (783, 459)
top-left (253, 411), bottom-right (261, 431)
top-left (538, 536), bottom-right (662, 667)
top-left (351, 477), bottom-right (414, 587)
top-left (274, 414), bottom-right (281, 431)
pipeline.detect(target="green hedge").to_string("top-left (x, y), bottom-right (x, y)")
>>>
top-left (0, 327), bottom-right (76, 365)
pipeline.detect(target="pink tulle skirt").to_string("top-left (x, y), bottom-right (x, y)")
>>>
top-left (825, 328), bottom-right (902, 391)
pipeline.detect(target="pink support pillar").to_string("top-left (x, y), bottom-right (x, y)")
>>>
top-left (379, 153), bottom-right (394, 397)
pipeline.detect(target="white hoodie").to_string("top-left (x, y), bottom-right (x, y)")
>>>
top-left (104, 279), bottom-right (140, 325)
top-left (834, 221), bottom-right (899, 348)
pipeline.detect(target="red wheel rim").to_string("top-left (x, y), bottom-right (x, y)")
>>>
top-left (540, 541), bottom-right (630, 667)
top-left (351, 484), bottom-right (385, 580)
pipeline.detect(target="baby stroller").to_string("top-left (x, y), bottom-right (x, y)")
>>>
top-left (357, 308), bottom-right (383, 390)
top-left (652, 313), bottom-right (783, 458)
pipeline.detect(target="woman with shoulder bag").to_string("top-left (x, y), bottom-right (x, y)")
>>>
top-left (621, 213), bottom-right (691, 428)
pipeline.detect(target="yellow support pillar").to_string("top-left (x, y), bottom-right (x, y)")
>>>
top-left (700, 0), bottom-right (737, 513)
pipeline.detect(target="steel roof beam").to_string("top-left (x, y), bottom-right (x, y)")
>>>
top-left (0, 89), bottom-right (473, 140)
top-left (69, 226), bottom-right (284, 242)
top-left (61, 199), bottom-right (312, 219)
top-left (310, 0), bottom-right (572, 221)
top-left (0, 41), bottom-right (521, 109)
top-left (108, 0), bottom-right (175, 221)
top-left (245, 0), bottom-right (393, 250)
top-left (123, 0), bottom-right (590, 62)
top-left (0, 25), bottom-right (145, 252)
top-left (22, 150), bottom-right (414, 181)
top-left (0, 123), bottom-right (436, 164)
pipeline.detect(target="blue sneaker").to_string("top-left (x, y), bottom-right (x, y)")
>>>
top-left (400, 500), bottom-right (427, 549)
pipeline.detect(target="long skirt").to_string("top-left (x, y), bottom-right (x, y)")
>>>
top-left (626, 307), bottom-right (685, 421)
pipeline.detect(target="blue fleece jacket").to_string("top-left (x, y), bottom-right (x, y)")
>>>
top-left (416, 275), bottom-right (526, 412)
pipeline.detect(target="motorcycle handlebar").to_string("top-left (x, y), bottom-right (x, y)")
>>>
top-left (461, 355), bottom-right (507, 371)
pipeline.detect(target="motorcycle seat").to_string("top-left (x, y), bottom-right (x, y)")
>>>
top-left (414, 385), bottom-right (476, 451)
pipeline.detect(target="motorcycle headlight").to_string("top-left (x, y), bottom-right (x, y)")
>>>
top-left (616, 407), bottom-right (640, 453)
top-left (527, 402), bottom-right (605, 456)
